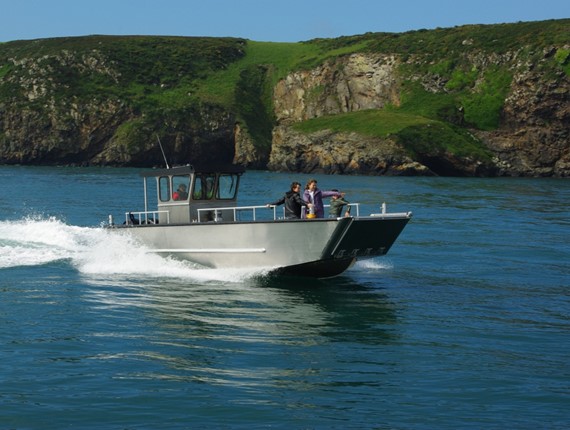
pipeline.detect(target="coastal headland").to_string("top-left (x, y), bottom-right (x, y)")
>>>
top-left (0, 19), bottom-right (568, 176)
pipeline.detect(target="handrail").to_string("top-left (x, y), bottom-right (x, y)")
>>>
top-left (302, 203), bottom-right (360, 217)
top-left (125, 210), bottom-right (169, 225)
top-left (197, 205), bottom-right (273, 222)
top-left (197, 203), bottom-right (361, 222)
top-left (124, 203), bottom-right (400, 225)
top-left (324, 203), bottom-right (360, 217)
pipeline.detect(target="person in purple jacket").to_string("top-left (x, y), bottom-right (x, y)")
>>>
top-left (303, 179), bottom-right (342, 218)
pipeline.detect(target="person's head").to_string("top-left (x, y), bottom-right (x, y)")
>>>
top-left (331, 189), bottom-right (339, 199)
top-left (306, 179), bottom-right (317, 191)
top-left (290, 181), bottom-right (301, 192)
top-left (178, 184), bottom-right (187, 191)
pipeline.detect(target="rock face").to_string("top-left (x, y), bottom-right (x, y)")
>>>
top-left (269, 53), bottom-right (434, 175)
top-left (0, 47), bottom-right (237, 167)
top-left (477, 68), bottom-right (570, 176)
top-left (268, 50), bottom-right (570, 177)
top-left (0, 95), bottom-right (236, 166)
top-left (269, 126), bottom-right (431, 176)
top-left (274, 54), bottom-right (400, 124)
top-left (233, 123), bottom-right (267, 169)
top-left (0, 35), bottom-right (568, 177)
top-left (0, 98), bottom-right (129, 165)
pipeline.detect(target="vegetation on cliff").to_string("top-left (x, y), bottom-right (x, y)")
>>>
top-left (0, 19), bottom-right (568, 175)
top-left (288, 19), bottom-right (568, 171)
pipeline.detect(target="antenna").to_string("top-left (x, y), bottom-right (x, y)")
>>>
top-left (156, 134), bottom-right (170, 169)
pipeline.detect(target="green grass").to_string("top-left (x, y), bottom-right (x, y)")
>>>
top-left (193, 39), bottom-right (373, 106)
top-left (192, 41), bottom-right (314, 106)
top-left (292, 108), bottom-right (492, 162)
top-left (396, 65), bottom-right (513, 131)
top-left (293, 109), bottom-right (435, 136)
top-left (0, 19), bottom-right (567, 166)
top-left (461, 68), bottom-right (513, 130)
top-left (397, 80), bottom-right (460, 120)
top-left (555, 47), bottom-right (570, 76)
top-left (113, 119), bottom-right (148, 154)
top-left (0, 64), bottom-right (10, 79)
top-left (318, 18), bottom-right (570, 57)
top-left (397, 123), bottom-right (492, 160)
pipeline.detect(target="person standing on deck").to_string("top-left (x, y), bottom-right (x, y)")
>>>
top-left (267, 182), bottom-right (313, 219)
top-left (303, 179), bottom-right (341, 219)
top-left (328, 190), bottom-right (351, 218)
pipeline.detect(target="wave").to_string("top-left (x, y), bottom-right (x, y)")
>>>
top-left (353, 258), bottom-right (393, 271)
top-left (0, 216), bottom-right (273, 282)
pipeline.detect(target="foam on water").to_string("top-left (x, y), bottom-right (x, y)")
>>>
top-left (353, 258), bottom-right (393, 271)
top-left (0, 216), bottom-right (80, 268)
top-left (0, 216), bottom-right (273, 282)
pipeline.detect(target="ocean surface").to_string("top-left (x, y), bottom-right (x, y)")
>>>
top-left (1, 166), bottom-right (569, 429)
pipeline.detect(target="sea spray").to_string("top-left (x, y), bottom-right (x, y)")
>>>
top-left (353, 258), bottom-right (394, 271)
top-left (0, 216), bottom-right (274, 282)
top-left (0, 216), bottom-right (78, 268)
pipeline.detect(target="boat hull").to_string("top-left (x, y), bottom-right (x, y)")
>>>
top-left (111, 215), bottom-right (410, 278)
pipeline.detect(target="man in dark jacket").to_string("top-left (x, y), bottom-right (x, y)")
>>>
top-left (267, 182), bottom-right (312, 219)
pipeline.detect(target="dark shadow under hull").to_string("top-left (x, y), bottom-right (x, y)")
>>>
top-left (270, 257), bottom-right (356, 279)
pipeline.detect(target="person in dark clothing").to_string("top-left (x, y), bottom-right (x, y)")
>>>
top-left (328, 189), bottom-right (351, 218)
top-left (267, 182), bottom-right (313, 219)
top-left (172, 184), bottom-right (188, 200)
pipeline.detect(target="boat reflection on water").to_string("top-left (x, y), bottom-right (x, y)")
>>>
top-left (254, 274), bottom-right (401, 345)
top-left (82, 273), bottom-right (400, 389)
top-left (84, 274), bottom-right (399, 344)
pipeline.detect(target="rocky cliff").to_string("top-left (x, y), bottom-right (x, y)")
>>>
top-left (0, 36), bottom-right (244, 167)
top-left (265, 53), bottom-right (422, 175)
top-left (0, 22), bottom-right (569, 176)
top-left (265, 50), bottom-right (569, 177)
top-left (477, 64), bottom-right (570, 176)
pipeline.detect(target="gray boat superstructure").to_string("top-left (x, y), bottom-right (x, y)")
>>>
top-left (108, 164), bottom-right (412, 278)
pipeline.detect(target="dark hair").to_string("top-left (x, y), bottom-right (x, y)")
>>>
top-left (290, 181), bottom-right (301, 191)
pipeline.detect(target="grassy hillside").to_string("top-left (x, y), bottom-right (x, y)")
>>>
top-left (0, 19), bottom-right (568, 167)
top-left (197, 19), bottom-right (569, 158)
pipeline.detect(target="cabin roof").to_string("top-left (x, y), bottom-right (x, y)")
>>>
top-left (139, 163), bottom-right (245, 178)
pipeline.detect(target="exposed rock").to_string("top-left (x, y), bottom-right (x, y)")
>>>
top-left (0, 34), bottom-right (568, 177)
top-left (233, 123), bottom-right (267, 168)
top-left (475, 67), bottom-right (570, 177)
top-left (269, 126), bottom-right (433, 176)
top-left (270, 47), bottom-right (569, 177)
top-left (273, 53), bottom-right (400, 124)
top-left (0, 40), bottom-right (240, 167)
top-left (0, 94), bottom-right (236, 166)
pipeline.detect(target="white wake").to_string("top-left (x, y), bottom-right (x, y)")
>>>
top-left (0, 216), bottom-right (272, 282)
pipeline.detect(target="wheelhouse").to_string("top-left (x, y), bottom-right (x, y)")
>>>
top-left (139, 164), bottom-right (245, 224)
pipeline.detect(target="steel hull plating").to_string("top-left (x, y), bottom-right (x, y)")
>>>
top-left (113, 215), bottom-right (410, 278)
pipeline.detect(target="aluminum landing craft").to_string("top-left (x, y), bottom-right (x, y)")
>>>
top-left (107, 164), bottom-right (412, 278)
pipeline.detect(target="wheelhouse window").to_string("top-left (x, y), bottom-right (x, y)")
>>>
top-left (172, 175), bottom-right (190, 201)
top-left (217, 174), bottom-right (239, 199)
top-left (192, 174), bottom-right (216, 200)
top-left (159, 176), bottom-right (170, 202)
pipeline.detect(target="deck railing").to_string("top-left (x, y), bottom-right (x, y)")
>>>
top-left (308, 203), bottom-right (360, 217)
top-left (197, 205), bottom-right (273, 222)
top-left (124, 210), bottom-right (169, 225)
top-left (196, 203), bottom-right (360, 223)
top-left (116, 203), bottom-right (399, 226)
top-left (109, 203), bottom-right (404, 225)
